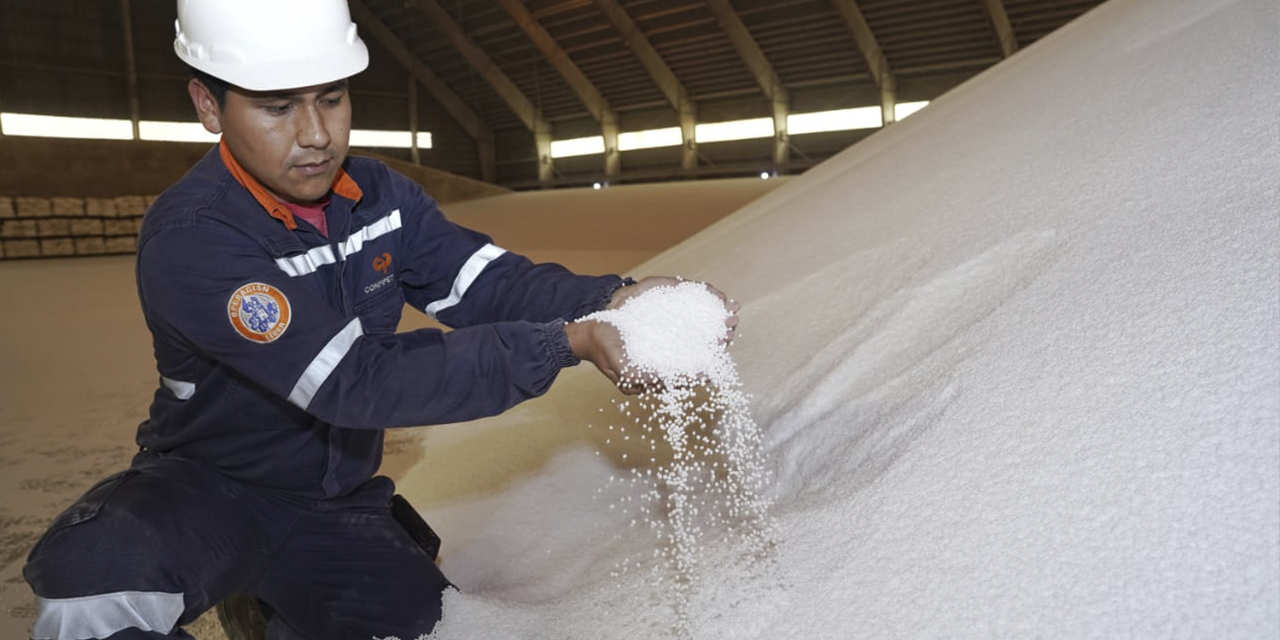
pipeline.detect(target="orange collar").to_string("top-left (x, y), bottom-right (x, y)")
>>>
top-left (219, 141), bottom-right (363, 231)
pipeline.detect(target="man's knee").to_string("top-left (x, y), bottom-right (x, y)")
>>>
top-left (24, 470), bottom-right (189, 639)
top-left (24, 468), bottom-right (175, 591)
top-left (25, 533), bottom-right (188, 640)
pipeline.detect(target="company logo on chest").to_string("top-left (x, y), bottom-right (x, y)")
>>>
top-left (365, 252), bottom-right (395, 294)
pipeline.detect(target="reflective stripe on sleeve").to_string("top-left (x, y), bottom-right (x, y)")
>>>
top-left (160, 376), bottom-right (195, 400)
top-left (274, 209), bottom-right (402, 277)
top-left (32, 591), bottom-right (185, 640)
top-left (424, 243), bottom-right (507, 319)
top-left (287, 317), bottom-right (364, 409)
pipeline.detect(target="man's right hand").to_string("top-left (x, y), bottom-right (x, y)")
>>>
top-left (565, 319), bottom-right (645, 394)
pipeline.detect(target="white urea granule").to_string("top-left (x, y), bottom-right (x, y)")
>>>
top-left (580, 280), bottom-right (736, 385)
top-left (577, 281), bottom-right (778, 635)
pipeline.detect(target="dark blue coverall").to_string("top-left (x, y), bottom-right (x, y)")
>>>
top-left (23, 142), bottom-right (626, 639)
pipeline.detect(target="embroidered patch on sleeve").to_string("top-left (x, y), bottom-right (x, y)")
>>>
top-left (228, 282), bottom-right (292, 343)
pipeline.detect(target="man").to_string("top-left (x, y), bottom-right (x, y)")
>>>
top-left (22, 1), bottom-right (736, 638)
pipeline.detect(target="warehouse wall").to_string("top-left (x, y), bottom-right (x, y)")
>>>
top-left (0, 137), bottom-right (507, 201)
top-left (0, 138), bottom-right (508, 260)
top-left (0, 138), bottom-right (209, 198)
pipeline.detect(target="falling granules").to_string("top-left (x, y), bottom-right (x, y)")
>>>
top-left (578, 281), bottom-right (778, 635)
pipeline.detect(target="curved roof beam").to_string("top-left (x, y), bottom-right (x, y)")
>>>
top-left (982, 0), bottom-right (1020, 58)
top-left (405, 0), bottom-right (556, 182)
top-left (830, 0), bottom-right (897, 124)
top-left (349, 0), bottom-right (497, 181)
top-left (495, 0), bottom-right (621, 178)
top-left (703, 0), bottom-right (790, 168)
top-left (592, 0), bottom-right (698, 172)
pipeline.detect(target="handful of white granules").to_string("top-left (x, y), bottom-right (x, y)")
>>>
top-left (578, 280), bottom-right (735, 386)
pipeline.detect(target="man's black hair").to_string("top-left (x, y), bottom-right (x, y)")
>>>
top-left (190, 66), bottom-right (229, 109)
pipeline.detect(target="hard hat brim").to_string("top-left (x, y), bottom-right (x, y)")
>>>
top-left (177, 40), bottom-right (369, 92)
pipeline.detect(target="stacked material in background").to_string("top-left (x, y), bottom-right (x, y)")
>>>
top-left (0, 195), bottom-right (152, 259)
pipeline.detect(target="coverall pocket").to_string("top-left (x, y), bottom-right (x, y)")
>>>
top-left (353, 284), bottom-right (404, 335)
top-left (27, 469), bottom-right (139, 561)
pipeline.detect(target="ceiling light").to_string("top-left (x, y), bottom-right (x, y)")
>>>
top-left (695, 118), bottom-right (774, 144)
top-left (1, 113), bottom-right (133, 140)
top-left (550, 136), bottom-right (606, 158)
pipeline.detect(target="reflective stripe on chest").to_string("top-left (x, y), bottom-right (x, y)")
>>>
top-left (273, 209), bottom-right (402, 277)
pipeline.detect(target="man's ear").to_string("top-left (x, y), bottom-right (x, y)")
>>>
top-left (188, 78), bottom-right (223, 135)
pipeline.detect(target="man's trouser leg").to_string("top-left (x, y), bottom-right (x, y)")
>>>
top-left (23, 457), bottom-right (287, 639)
top-left (25, 458), bottom-right (452, 640)
top-left (247, 476), bottom-right (451, 640)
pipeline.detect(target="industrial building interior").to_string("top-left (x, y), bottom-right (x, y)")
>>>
top-left (2, 0), bottom-right (1276, 638)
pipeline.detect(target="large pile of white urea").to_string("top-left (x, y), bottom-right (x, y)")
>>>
top-left (402, 0), bottom-right (1280, 637)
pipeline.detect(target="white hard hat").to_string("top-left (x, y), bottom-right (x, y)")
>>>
top-left (174, 0), bottom-right (369, 91)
